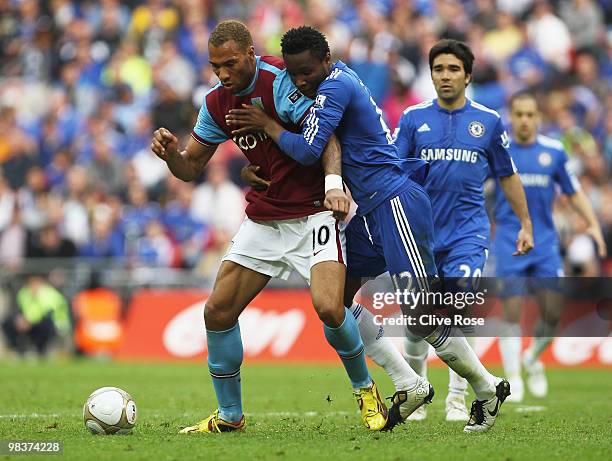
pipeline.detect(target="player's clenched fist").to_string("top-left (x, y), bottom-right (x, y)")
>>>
top-left (324, 189), bottom-right (350, 221)
top-left (151, 127), bottom-right (179, 161)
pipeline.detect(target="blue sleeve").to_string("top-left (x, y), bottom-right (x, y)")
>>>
top-left (273, 71), bottom-right (313, 125)
top-left (193, 90), bottom-right (229, 145)
top-left (555, 149), bottom-right (580, 195)
top-left (392, 112), bottom-right (414, 159)
top-left (278, 77), bottom-right (351, 165)
top-left (486, 118), bottom-right (516, 178)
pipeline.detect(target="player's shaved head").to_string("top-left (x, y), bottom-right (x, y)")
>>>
top-left (281, 26), bottom-right (330, 61)
top-left (209, 20), bottom-right (253, 50)
top-left (510, 91), bottom-right (538, 110)
top-left (429, 39), bottom-right (474, 75)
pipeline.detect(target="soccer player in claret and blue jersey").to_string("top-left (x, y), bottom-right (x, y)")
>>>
top-left (393, 39), bottom-right (534, 424)
top-left (151, 20), bottom-right (389, 434)
top-left (495, 92), bottom-right (607, 402)
top-left (227, 26), bottom-right (512, 433)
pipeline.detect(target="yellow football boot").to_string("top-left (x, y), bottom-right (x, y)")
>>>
top-left (179, 410), bottom-right (246, 434)
top-left (354, 381), bottom-right (389, 431)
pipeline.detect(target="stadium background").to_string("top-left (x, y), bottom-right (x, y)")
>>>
top-left (0, 0), bottom-right (610, 365)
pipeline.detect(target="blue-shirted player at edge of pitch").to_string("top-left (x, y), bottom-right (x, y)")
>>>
top-left (227, 26), bottom-right (514, 433)
top-left (494, 91), bottom-right (607, 403)
top-left (392, 39), bottom-right (534, 423)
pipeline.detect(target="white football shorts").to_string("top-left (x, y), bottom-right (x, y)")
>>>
top-left (222, 211), bottom-right (346, 284)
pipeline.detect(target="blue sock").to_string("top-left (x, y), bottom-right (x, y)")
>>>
top-left (206, 323), bottom-right (243, 423)
top-left (324, 307), bottom-right (372, 389)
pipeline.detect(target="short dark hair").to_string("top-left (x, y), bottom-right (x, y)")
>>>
top-left (429, 39), bottom-right (475, 75)
top-left (280, 26), bottom-right (330, 61)
top-left (509, 91), bottom-right (538, 108)
top-left (209, 20), bottom-right (253, 50)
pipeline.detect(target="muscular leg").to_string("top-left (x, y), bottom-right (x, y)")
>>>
top-left (344, 275), bottom-right (421, 391)
top-left (204, 261), bottom-right (271, 422)
top-left (311, 262), bottom-right (371, 389)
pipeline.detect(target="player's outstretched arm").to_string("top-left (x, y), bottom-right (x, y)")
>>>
top-left (322, 134), bottom-right (350, 221)
top-left (151, 127), bottom-right (217, 182)
top-left (568, 190), bottom-right (608, 258)
top-left (499, 173), bottom-right (534, 255)
top-left (226, 104), bottom-right (321, 165)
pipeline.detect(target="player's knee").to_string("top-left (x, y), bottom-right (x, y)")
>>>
top-left (204, 299), bottom-right (238, 331)
top-left (313, 301), bottom-right (344, 328)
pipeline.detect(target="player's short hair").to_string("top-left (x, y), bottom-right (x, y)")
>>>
top-left (509, 91), bottom-right (538, 108)
top-left (280, 26), bottom-right (330, 61)
top-left (209, 20), bottom-right (253, 50)
top-left (429, 39), bottom-right (474, 75)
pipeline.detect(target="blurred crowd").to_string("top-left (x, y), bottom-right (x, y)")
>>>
top-left (0, 0), bottom-right (610, 278)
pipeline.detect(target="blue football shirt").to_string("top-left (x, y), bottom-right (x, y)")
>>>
top-left (494, 134), bottom-right (579, 248)
top-left (278, 61), bottom-right (428, 216)
top-left (394, 98), bottom-right (516, 251)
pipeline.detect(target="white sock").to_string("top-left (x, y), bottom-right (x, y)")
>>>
top-left (525, 321), bottom-right (555, 365)
top-left (425, 325), bottom-right (496, 400)
top-left (404, 336), bottom-right (429, 379)
top-left (499, 321), bottom-right (522, 378)
top-left (448, 334), bottom-right (474, 397)
top-left (349, 302), bottom-right (419, 390)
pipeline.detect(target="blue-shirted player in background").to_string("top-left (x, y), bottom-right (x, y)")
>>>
top-left (495, 92), bottom-right (607, 402)
top-left (228, 27), bottom-right (512, 433)
top-left (393, 39), bottom-right (534, 422)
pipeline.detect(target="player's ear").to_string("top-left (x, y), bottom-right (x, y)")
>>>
top-left (465, 73), bottom-right (472, 87)
top-left (247, 45), bottom-right (256, 58)
top-left (324, 52), bottom-right (331, 66)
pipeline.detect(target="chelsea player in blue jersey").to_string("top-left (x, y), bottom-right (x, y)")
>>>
top-left (228, 27), bottom-right (512, 433)
top-left (495, 92), bottom-right (606, 402)
top-left (393, 40), bottom-right (534, 422)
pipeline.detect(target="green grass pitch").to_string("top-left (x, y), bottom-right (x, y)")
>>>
top-left (1, 360), bottom-right (610, 460)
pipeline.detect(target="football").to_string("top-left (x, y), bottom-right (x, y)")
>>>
top-left (83, 387), bottom-right (137, 435)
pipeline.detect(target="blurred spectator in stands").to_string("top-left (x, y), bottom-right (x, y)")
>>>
top-left (0, 170), bottom-right (16, 232)
top-left (87, 138), bottom-right (125, 196)
top-left (0, 106), bottom-right (37, 190)
top-left (102, 39), bottom-right (152, 97)
top-left (559, 0), bottom-right (605, 50)
top-left (121, 182), bottom-right (161, 254)
top-left (79, 204), bottom-right (125, 260)
top-left (163, 181), bottom-right (208, 268)
top-left (128, 0), bottom-right (179, 62)
top-left (152, 80), bottom-right (192, 137)
top-left (0, 205), bottom-right (26, 271)
top-left (527, 0), bottom-right (572, 72)
top-left (61, 165), bottom-right (90, 246)
top-left (482, 10), bottom-right (523, 64)
top-left (1, 275), bottom-right (70, 357)
top-left (153, 40), bottom-right (196, 101)
top-left (26, 222), bottom-right (76, 259)
top-left (382, 63), bottom-right (418, 130)
top-left (134, 219), bottom-right (174, 267)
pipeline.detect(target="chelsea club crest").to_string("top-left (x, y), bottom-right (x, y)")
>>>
top-left (538, 152), bottom-right (552, 166)
top-left (468, 121), bottom-right (485, 138)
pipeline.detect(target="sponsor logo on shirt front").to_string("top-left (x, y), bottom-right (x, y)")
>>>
top-left (420, 148), bottom-right (479, 163)
top-left (468, 121), bottom-right (485, 138)
top-left (519, 173), bottom-right (550, 187)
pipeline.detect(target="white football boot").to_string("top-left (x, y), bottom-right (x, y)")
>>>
top-left (463, 379), bottom-right (511, 433)
top-left (524, 358), bottom-right (548, 398)
top-left (445, 393), bottom-right (470, 422)
top-left (384, 377), bottom-right (434, 429)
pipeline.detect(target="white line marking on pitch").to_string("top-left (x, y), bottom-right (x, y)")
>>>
top-left (514, 405), bottom-right (546, 412)
top-left (0, 413), bottom-right (60, 418)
